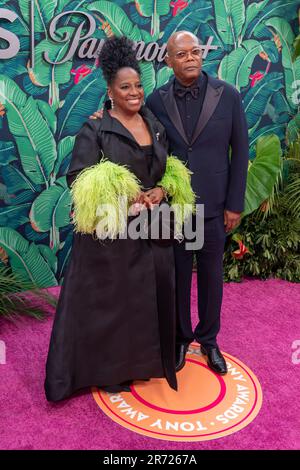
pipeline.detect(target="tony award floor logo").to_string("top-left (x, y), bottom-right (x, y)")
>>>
top-left (92, 343), bottom-right (263, 441)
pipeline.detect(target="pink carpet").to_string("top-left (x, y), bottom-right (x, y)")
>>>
top-left (0, 277), bottom-right (299, 450)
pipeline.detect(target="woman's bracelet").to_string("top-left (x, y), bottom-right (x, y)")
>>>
top-left (160, 187), bottom-right (168, 201)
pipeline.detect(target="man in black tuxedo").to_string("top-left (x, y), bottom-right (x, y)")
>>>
top-left (146, 31), bottom-right (249, 375)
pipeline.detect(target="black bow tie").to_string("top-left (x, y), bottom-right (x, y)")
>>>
top-left (175, 85), bottom-right (199, 99)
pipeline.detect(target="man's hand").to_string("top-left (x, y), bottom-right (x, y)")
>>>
top-left (89, 109), bottom-right (103, 120)
top-left (224, 210), bottom-right (241, 233)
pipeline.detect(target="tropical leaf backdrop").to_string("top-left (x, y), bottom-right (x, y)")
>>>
top-left (0, 0), bottom-right (299, 286)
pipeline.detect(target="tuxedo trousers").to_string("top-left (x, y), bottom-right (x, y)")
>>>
top-left (174, 214), bottom-right (226, 348)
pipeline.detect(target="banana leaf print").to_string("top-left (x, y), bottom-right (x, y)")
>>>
top-left (29, 177), bottom-right (71, 233)
top-left (0, 76), bottom-right (56, 187)
top-left (162, 0), bottom-right (213, 42)
top-left (18, 0), bottom-right (58, 35)
top-left (244, 1), bottom-right (297, 40)
top-left (0, 57), bottom-right (27, 79)
top-left (265, 17), bottom-right (300, 111)
top-left (287, 112), bottom-right (300, 143)
top-left (132, 0), bottom-right (170, 38)
top-left (30, 27), bottom-right (75, 110)
top-left (156, 66), bottom-right (174, 88)
top-left (244, 134), bottom-right (282, 216)
top-left (0, 0), bottom-right (299, 288)
top-left (243, 72), bottom-right (284, 130)
top-left (214, 0), bottom-right (245, 48)
top-left (0, 141), bottom-right (17, 166)
top-left (53, 135), bottom-right (76, 178)
top-left (218, 39), bottom-right (264, 89)
top-left (140, 61), bottom-right (156, 97)
top-left (0, 227), bottom-right (58, 287)
top-left (88, 1), bottom-right (144, 41)
top-left (29, 177), bottom-right (72, 252)
top-left (57, 68), bottom-right (106, 139)
top-left (0, 204), bottom-right (30, 229)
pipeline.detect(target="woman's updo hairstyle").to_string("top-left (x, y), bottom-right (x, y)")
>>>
top-left (99, 36), bottom-right (141, 84)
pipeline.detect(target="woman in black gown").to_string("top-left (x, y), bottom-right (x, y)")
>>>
top-left (44, 36), bottom-right (194, 402)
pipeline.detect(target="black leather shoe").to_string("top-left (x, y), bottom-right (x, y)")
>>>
top-left (175, 343), bottom-right (189, 372)
top-left (201, 346), bottom-right (227, 375)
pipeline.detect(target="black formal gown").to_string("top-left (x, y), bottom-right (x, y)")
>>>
top-left (44, 112), bottom-right (177, 402)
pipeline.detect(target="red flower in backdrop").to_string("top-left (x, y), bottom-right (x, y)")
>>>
top-left (232, 240), bottom-right (250, 260)
top-left (170, 0), bottom-right (189, 16)
top-left (71, 65), bottom-right (92, 84)
top-left (249, 71), bottom-right (265, 87)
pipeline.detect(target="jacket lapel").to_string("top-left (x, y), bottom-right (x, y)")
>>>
top-left (190, 81), bottom-right (224, 145)
top-left (159, 81), bottom-right (189, 145)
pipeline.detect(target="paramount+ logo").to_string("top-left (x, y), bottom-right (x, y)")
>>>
top-left (0, 5), bottom-right (218, 66)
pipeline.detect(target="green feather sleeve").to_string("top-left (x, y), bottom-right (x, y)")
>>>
top-left (157, 155), bottom-right (196, 232)
top-left (70, 159), bottom-right (141, 239)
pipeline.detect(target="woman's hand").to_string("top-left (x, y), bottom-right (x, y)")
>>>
top-left (144, 187), bottom-right (165, 205)
top-left (129, 188), bottom-right (165, 216)
top-left (129, 192), bottom-right (153, 216)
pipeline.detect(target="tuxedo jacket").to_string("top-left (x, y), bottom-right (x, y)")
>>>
top-left (146, 72), bottom-right (249, 218)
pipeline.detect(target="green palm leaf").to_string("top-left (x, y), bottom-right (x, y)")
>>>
top-left (0, 203), bottom-right (30, 228)
top-left (53, 135), bottom-right (76, 177)
top-left (30, 27), bottom-right (74, 110)
top-left (287, 112), bottom-right (300, 144)
top-left (133, 0), bottom-right (169, 17)
top-left (294, 34), bottom-right (300, 61)
top-left (88, 1), bottom-right (143, 40)
top-left (0, 76), bottom-right (56, 187)
top-left (0, 56), bottom-right (27, 79)
top-left (0, 141), bottom-right (17, 166)
top-left (0, 227), bottom-right (58, 287)
top-left (57, 230), bottom-right (73, 280)
top-left (265, 18), bottom-right (300, 111)
top-left (214, 0), bottom-right (245, 48)
top-left (140, 62), bottom-right (156, 97)
top-left (0, 266), bottom-right (57, 321)
top-left (244, 134), bottom-right (282, 216)
top-left (57, 69), bottom-right (106, 139)
top-left (249, 124), bottom-right (286, 150)
top-left (245, 1), bottom-right (297, 39)
top-left (19, 0), bottom-right (58, 34)
top-left (55, 0), bottom-right (73, 12)
top-left (0, 182), bottom-right (13, 204)
top-left (1, 164), bottom-right (39, 194)
top-left (29, 177), bottom-right (72, 232)
top-left (133, 0), bottom-right (170, 38)
top-left (218, 39), bottom-right (264, 89)
top-left (156, 66), bottom-right (174, 88)
top-left (36, 244), bottom-right (58, 274)
top-left (162, 0), bottom-right (213, 43)
top-left (243, 72), bottom-right (284, 129)
top-left (36, 100), bottom-right (57, 135)
top-left (241, 0), bottom-right (269, 38)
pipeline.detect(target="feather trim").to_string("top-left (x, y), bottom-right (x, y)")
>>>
top-left (70, 159), bottom-right (141, 239)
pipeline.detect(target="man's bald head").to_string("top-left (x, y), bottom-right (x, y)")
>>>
top-left (167, 31), bottom-right (200, 55)
top-left (165, 31), bottom-right (202, 86)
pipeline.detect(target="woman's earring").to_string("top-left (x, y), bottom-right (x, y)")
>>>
top-left (110, 96), bottom-right (114, 109)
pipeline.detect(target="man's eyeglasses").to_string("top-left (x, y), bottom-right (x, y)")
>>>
top-left (172, 48), bottom-right (202, 61)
